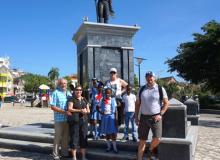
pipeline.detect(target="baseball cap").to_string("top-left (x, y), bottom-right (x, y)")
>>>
top-left (145, 71), bottom-right (155, 77)
top-left (110, 68), bottom-right (117, 73)
top-left (92, 77), bottom-right (97, 81)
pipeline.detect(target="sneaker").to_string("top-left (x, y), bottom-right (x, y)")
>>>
top-left (122, 136), bottom-right (129, 141)
top-left (53, 156), bottom-right (60, 160)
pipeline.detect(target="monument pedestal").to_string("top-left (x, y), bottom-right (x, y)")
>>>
top-left (159, 98), bottom-right (198, 160)
top-left (184, 98), bottom-right (200, 125)
top-left (73, 22), bottom-right (140, 88)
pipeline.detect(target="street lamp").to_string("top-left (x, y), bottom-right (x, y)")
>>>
top-left (134, 57), bottom-right (147, 87)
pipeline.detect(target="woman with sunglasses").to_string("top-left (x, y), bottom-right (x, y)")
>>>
top-left (68, 85), bottom-right (90, 160)
top-left (105, 68), bottom-right (128, 127)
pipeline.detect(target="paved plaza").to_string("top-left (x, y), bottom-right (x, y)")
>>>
top-left (0, 103), bottom-right (220, 160)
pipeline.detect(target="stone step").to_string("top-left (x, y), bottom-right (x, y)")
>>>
top-left (88, 139), bottom-right (139, 152)
top-left (0, 129), bottom-right (141, 152)
top-left (0, 138), bottom-right (52, 154)
top-left (41, 122), bottom-right (135, 133)
top-left (0, 129), bottom-right (53, 143)
top-left (87, 148), bottom-right (137, 160)
top-left (0, 138), bottom-right (137, 160)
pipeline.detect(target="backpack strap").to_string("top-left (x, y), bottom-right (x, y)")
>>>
top-left (139, 85), bottom-right (146, 103)
top-left (158, 85), bottom-right (164, 107)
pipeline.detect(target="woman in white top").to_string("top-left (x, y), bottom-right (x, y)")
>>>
top-left (105, 68), bottom-right (128, 126)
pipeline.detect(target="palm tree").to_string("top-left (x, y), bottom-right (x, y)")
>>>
top-left (48, 67), bottom-right (59, 85)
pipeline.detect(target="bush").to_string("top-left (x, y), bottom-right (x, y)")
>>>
top-left (200, 104), bottom-right (220, 110)
top-left (199, 95), bottom-right (213, 107)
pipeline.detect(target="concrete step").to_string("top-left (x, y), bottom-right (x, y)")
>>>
top-left (0, 138), bottom-right (137, 160)
top-left (0, 129), bottom-right (141, 152)
top-left (0, 138), bottom-right (52, 154)
top-left (0, 129), bottom-right (53, 143)
top-left (88, 139), bottom-right (139, 152)
top-left (41, 122), bottom-right (135, 133)
top-left (87, 148), bottom-right (136, 160)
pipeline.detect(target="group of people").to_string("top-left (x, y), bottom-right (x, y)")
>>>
top-left (50, 68), bottom-right (169, 160)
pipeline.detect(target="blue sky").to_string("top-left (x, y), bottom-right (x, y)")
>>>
top-left (0, 0), bottom-right (220, 85)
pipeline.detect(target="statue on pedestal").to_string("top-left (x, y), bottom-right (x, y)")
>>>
top-left (95, 0), bottom-right (115, 23)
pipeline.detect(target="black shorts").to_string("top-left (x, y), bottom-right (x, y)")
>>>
top-left (138, 114), bottom-right (162, 140)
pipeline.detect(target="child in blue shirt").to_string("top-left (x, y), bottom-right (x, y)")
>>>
top-left (97, 87), bottom-right (118, 153)
top-left (90, 82), bottom-right (104, 140)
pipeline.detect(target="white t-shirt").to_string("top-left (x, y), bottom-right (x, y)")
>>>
top-left (106, 78), bottom-right (122, 98)
top-left (122, 93), bottom-right (136, 112)
top-left (137, 83), bottom-right (168, 115)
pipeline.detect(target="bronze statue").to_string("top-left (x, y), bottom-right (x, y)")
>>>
top-left (95, 0), bottom-right (115, 23)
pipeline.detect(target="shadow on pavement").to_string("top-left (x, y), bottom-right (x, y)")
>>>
top-left (199, 120), bottom-right (220, 128)
top-left (0, 150), bottom-right (52, 160)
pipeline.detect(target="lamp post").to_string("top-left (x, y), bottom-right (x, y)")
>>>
top-left (134, 57), bottom-right (147, 87)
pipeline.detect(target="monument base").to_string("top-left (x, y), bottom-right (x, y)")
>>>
top-left (159, 125), bottom-right (198, 160)
top-left (187, 115), bottom-right (200, 125)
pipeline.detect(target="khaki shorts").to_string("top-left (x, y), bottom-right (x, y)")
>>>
top-left (138, 114), bottom-right (162, 140)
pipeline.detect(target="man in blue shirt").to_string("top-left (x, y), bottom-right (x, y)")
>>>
top-left (50, 79), bottom-right (72, 160)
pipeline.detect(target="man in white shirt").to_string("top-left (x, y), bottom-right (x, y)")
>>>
top-left (135, 71), bottom-right (169, 160)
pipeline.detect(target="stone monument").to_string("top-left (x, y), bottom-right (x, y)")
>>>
top-left (184, 98), bottom-right (200, 125)
top-left (73, 22), bottom-right (139, 88)
top-left (159, 98), bottom-right (199, 160)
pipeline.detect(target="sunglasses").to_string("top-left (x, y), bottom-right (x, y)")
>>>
top-left (110, 72), bottom-right (116, 74)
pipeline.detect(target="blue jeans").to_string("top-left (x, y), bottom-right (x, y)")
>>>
top-left (124, 112), bottom-right (137, 138)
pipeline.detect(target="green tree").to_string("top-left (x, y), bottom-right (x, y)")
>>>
top-left (48, 67), bottom-right (59, 85)
top-left (157, 80), bottom-right (179, 99)
top-left (133, 74), bottom-right (139, 94)
top-left (166, 20), bottom-right (220, 93)
top-left (21, 73), bottom-right (50, 95)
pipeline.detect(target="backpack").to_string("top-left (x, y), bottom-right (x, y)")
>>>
top-left (139, 85), bottom-right (164, 106)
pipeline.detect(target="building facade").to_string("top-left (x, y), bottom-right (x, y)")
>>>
top-left (0, 57), bottom-right (13, 97)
